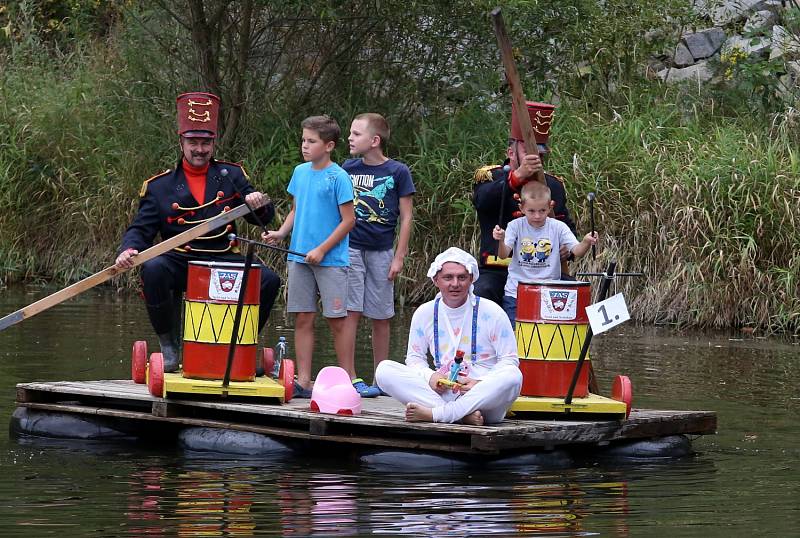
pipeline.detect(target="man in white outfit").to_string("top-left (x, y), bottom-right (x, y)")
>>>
top-left (375, 247), bottom-right (522, 425)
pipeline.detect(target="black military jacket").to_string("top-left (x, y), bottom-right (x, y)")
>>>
top-left (472, 160), bottom-right (574, 268)
top-left (120, 159), bottom-right (274, 256)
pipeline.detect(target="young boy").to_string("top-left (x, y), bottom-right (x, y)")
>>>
top-left (342, 113), bottom-right (415, 397)
top-left (492, 181), bottom-right (597, 325)
top-left (263, 115), bottom-right (356, 398)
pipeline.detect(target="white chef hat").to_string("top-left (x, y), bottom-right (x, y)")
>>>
top-left (426, 247), bottom-right (480, 283)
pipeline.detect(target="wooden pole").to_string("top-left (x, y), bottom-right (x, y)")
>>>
top-left (0, 203), bottom-right (250, 332)
top-left (491, 7), bottom-right (545, 184)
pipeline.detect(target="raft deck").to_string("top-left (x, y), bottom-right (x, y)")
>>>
top-left (15, 380), bottom-right (716, 455)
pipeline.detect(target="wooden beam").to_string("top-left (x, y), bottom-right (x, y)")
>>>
top-left (0, 204), bottom-right (250, 332)
top-left (491, 7), bottom-right (546, 184)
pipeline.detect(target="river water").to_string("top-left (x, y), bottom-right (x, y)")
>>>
top-left (0, 287), bottom-right (797, 536)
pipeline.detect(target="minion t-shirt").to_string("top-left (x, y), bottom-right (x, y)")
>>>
top-left (503, 216), bottom-right (579, 298)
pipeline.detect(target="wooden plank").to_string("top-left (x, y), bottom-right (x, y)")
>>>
top-left (18, 402), bottom-right (476, 454)
top-left (490, 8), bottom-right (545, 183)
top-left (0, 204), bottom-right (250, 332)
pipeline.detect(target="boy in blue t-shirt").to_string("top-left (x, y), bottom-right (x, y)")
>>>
top-left (263, 115), bottom-right (356, 397)
top-left (342, 113), bottom-right (416, 397)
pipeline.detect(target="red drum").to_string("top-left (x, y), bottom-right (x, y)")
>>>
top-left (182, 261), bottom-right (261, 381)
top-left (515, 280), bottom-right (592, 397)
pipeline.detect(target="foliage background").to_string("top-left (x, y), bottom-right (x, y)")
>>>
top-left (1, 0), bottom-right (798, 333)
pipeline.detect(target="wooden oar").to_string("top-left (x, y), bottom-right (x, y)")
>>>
top-left (0, 203), bottom-right (250, 332)
top-left (491, 7), bottom-right (546, 184)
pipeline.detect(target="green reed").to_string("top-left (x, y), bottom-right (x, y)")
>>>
top-left (2, 48), bottom-right (798, 334)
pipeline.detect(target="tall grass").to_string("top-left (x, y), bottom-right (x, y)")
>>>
top-left (1, 45), bottom-right (798, 334)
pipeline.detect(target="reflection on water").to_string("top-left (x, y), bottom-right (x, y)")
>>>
top-left (0, 287), bottom-right (798, 536)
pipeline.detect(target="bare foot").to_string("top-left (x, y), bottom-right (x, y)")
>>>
top-left (460, 410), bottom-right (484, 426)
top-left (405, 402), bottom-right (433, 422)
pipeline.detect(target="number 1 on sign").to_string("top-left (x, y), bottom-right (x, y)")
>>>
top-left (586, 293), bottom-right (630, 334)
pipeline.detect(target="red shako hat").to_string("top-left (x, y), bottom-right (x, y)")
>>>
top-left (176, 92), bottom-right (220, 138)
top-left (510, 101), bottom-right (556, 147)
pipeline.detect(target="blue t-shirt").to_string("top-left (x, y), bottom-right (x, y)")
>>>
top-left (287, 161), bottom-right (354, 266)
top-left (342, 158), bottom-right (416, 250)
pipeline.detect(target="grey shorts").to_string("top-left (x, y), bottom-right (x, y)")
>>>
top-left (287, 261), bottom-right (348, 318)
top-left (346, 247), bottom-right (395, 319)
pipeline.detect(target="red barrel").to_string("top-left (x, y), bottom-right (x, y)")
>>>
top-left (515, 280), bottom-right (592, 397)
top-left (182, 261), bottom-right (261, 381)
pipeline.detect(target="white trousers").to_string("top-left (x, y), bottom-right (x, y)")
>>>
top-left (375, 360), bottom-right (522, 424)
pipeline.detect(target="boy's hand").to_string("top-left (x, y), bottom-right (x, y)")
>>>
top-left (388, 256), bottom-right (404, 280)
top-left (263, 230), bottom-right (284, 245)
top-left (305, 247), bottom-right (325, 265)
top-left (492, 225), bottom-right (505, 241)
top-left (583, 231), bottom-right (598, 245)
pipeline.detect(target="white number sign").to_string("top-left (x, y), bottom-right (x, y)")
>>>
top-left (585, 293), bottom-right (630, 335)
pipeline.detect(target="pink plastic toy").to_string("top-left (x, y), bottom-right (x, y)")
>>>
top-left (310, 366), bottom-right (362, 415)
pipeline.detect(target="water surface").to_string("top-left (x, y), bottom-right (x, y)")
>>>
top-left (0, 287), bottom-right (797, 536)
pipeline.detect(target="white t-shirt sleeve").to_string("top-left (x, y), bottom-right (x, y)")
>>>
top-left (504, 218), bottom-right (519, 250)
top-left (488, 303), bottom-right (519, 370)
top-left (556, 219), bottom-right (579, 251)
top-left (405, 304), bottom-right (436, 382)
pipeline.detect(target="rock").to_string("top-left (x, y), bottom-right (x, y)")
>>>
top-left (658, 61), bottom-right (715, 83)
top-left (9, 408), bottom-right (131, 439)
top-left (770, 25), bottom-right (800, 60)
top-left (712, 0), bottom-right (769, 26)
top-left (684, 28), bottom-right (727, 60)
top-left (722, 34), bottom-right (771, 58)
top-left (744, 10), bottom-right (779, 33)
top-left (673, 42), bottom-right (695, 67)
top-left (178, 427), bottom-right (293, 456)
top-left (786, 59), bottom-right (800, 78)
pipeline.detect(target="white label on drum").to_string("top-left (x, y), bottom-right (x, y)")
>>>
top-left (540, 287), bottom-right (578, 320)
top-left (209, 268), bottom-right (244, 301)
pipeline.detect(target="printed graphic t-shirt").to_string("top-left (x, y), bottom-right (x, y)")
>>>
top-left (342, 158), bottom-right (416, 250)
top-left (287, 161), bottom-right (354, 266)
top-left (503, 216), bottom-right (579, 297)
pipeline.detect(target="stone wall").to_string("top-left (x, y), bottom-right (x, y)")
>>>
top-left (656, 0), bottom-right (800, 91)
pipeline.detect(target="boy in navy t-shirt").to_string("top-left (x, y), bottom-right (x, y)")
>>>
top-left (342, 113), bottom-right (416, 397)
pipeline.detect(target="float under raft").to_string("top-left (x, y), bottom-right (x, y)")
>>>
top-left (14, 380), bottom-right (716, 456)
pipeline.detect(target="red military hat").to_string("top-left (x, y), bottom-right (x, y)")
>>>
top-left (176, 92), bottom-right (220, 138)
top-left (510, 101), bottom-right (556, 150)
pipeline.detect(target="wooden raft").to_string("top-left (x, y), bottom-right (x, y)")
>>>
top-left (15, 380), bottom-right (717, 455)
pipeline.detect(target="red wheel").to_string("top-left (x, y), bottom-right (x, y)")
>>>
top-left (279, 358), bottom-right (295, 403)
top-left (262, 347), bottom-right (275, 378)
top-left (148, 352), bottom-right (165, 398)
top-left (611, 375), bottom-right (633, 418)
top-left (131, 341), bottom-right (148, 384)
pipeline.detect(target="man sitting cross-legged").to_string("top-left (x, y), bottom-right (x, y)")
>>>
top-left (375, 247), bottom-right (522, 425)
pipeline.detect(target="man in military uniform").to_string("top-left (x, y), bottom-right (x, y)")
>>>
top-left (114, 92), bottom-right (280, 372)
top-left (473, 101), bottom-right (575, 305)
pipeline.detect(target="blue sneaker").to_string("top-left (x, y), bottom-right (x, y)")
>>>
top-left (352, 378), bottom-right (381, 398)
top-left (293, 381), bottom-right (313, 399)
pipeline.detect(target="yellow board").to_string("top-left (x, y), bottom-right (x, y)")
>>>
top-left (183, 301), bottom-right (259, 345)
top-left (484, 255), bottom-right (511, 267)
top-left (162, 373), bottom-right (285, 400)
top-left (516, 321), bottom-right (590, 361)
top-left (510, 393), bottom-right (627, 416)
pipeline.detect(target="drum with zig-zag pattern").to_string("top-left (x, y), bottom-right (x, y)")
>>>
top-left (182, 261), bottom-right (261, 381)
top-left (515, 280), bottom-right (591, 397)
